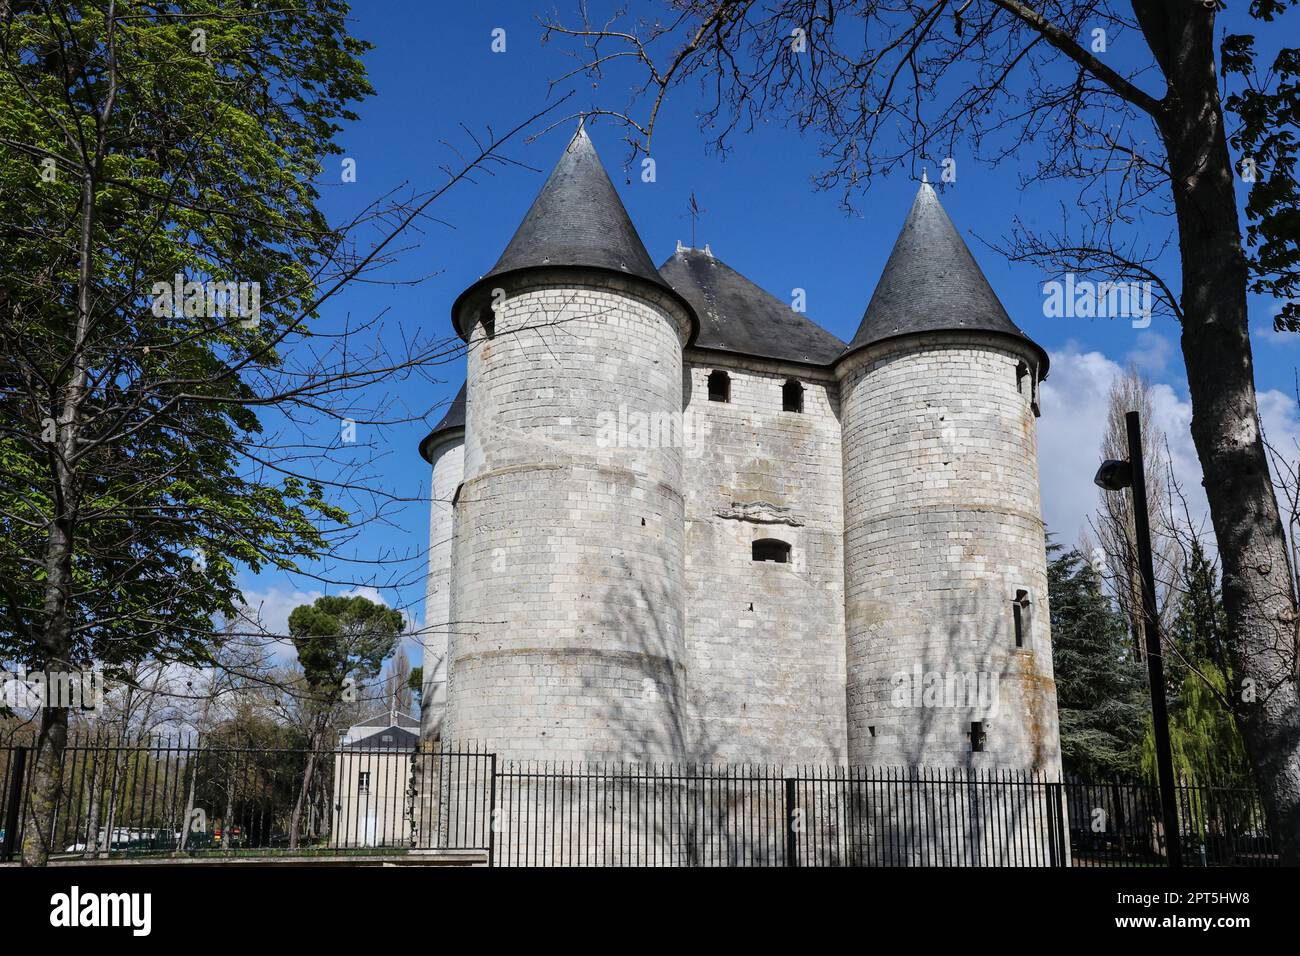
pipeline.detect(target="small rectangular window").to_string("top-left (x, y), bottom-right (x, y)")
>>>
top-left (358, 771), bottom-right (371, 795)
top-left (970, 722), bottom-right (986, 753)
top-left (708, 370), bottom-right (730, 403)
top-left (752, 539), bottom-right (791, 563)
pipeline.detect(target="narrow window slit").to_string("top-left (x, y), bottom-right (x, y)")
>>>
top-left (1012, 589), bottom-right (1031, 648)
top-left (782, 379), bottom-right (804, 413)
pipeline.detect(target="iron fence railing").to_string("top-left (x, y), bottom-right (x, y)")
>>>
top-left (0, 737), bottom-right (1279, 867)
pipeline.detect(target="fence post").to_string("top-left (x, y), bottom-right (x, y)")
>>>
top-left (1049, 781), bottom-right (1069, 868)
top-left (487, 752), bottom-right (497, 868)
top-left (784, 776), bottom-right (798, 868)
top-left (2, 746), bottom-right (28, 863)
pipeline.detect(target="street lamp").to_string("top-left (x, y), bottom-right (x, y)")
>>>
top-left (1094, 410), bottom-right (1182, 868)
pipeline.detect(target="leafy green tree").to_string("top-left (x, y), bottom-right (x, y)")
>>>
top-left (288, 594), bottom-right (401, 700)
top-left (286, 593), bottom-right (401, 846)
top-left (1144, 539), bottom-right (1251, 790)
top-left (1048, 542), bottom-right (1147, 777)
top-left (0, 0), bottom-right (372, 865)
top-left (0, 3), bottom-right (540, 865)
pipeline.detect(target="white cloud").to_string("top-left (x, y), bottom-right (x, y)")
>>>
top-left (236, 584), bottom-right (322, 641)
top-left (1038, 340), bottom-right (1209, 549)
top-left (1126, 331), bottom-right (1174, 374)
top-left (1039, 338), bottom-right (1300, 555)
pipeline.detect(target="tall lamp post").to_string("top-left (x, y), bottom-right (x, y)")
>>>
top-left (1094, 410), bottom-right (1182, 868)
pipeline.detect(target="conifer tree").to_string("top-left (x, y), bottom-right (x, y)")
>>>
top-left (1048, 542), bottom-right (1147, 777)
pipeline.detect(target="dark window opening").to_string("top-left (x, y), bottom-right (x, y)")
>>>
top-left (1016, 360), bottom-right (1029, 394)
top-left (782, 379), bottom-right (804, 413)
top-left (481, 313), bottom-right (496, 340)
top-left (752, 538), bottom-right (791, 563)
top-left (969, 722), bottom-right (986, 753)
top-left (708, 370), bottom-right (730, 403)
top-left (1012, 589), bottom-right (1031, 648)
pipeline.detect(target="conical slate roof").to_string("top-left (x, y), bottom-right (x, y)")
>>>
top-left (452, 126), bottom-right (693, 338)
top-left (659, 247), bottom-right (846, 365)
top-left (418, 382), bottom-right (466, 463)
top-left (847, 180), bottom-right (1047, 373)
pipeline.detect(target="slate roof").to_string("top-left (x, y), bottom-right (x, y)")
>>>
top-left (848, 179), bottom-right (1048, 373)
top-left (418, 382), bottom-right (466, 463)
top-left (341, 725), bottom-right (419, 751)
top-left (353, 709), bottom-right (420, 730)
top-left (659, 247), bottom-right (847, 366)
top-left (451, 125), bottom-right (696, 340)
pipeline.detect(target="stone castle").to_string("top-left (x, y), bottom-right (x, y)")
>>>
top-left (418, 126), bottom-right (1061, 776)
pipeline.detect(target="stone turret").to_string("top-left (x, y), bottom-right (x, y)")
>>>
top-left (417, 383), bottom-right (465, 742)
top-left (837, 179), bottom-right (1060, 774)
top-left (443, 126), bottom-right (698, 763)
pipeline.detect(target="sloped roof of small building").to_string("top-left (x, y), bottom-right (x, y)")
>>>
top-left (451, 126), bottom-right (696, 340)
top-left (847, 178), bottom-right (1048, 373)
top-left (659, 247), bottom-right (846, 366)
top-left (352, 709), bottom-right (420, 730)
top-left (418, 382), bottom-right (466, 463)
top-left (342, 725), bottom-right (419, 751)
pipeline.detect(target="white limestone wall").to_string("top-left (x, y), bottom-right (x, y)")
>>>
top-left (421, 435), bottom-right (463, 742)
top-left (445, 273), bottom-right (693, 762)
top-left (680, 352), bottom-right (847, 763)
top-left (838, 333), bottom-right (1060, 774)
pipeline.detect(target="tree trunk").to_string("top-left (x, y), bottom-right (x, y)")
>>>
top-left (21, 510), bottom-right (77, 866)
top-left (1157, 10), bottom-right (1300, 865)
top-left (289, 719), bottom-right (325, 849)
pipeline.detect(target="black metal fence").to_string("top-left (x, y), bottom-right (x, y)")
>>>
top-left (0, 738), bottom-right (1279, 866)
top-left (0, 737), bottom-right (493, 862)
top-left (1064, 776), bottom-right (1277, 867)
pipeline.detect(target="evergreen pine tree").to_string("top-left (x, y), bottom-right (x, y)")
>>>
top-left (1048, 541), bottom-right (1148, 777)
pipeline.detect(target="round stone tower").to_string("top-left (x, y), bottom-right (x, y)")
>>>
top-left (417, 383), bottom-right (465, 743)
top-left (838, 178), bottom-right (1060, 774)
top-left (443, 126), bottom-right (698, 763)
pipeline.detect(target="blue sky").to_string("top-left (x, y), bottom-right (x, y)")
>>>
top-left (240, 2), bottom-right (1300, 664)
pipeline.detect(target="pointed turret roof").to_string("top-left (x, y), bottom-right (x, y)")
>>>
top-left (418, 382), bottom-right (466, 463)
top-left (659, 246), bottom-right (846, 365)
top-left (452, 125), bottom-right (695, 339)
top-left (846, 180), bottom-right (1047, 373)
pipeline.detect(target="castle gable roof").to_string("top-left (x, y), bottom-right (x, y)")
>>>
top-left (452, 126), bottom-right (692, 338)
top-left (848, 180), bottom-right (1047, 373)
top-left (659, 247), bottom-right (846, 366)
